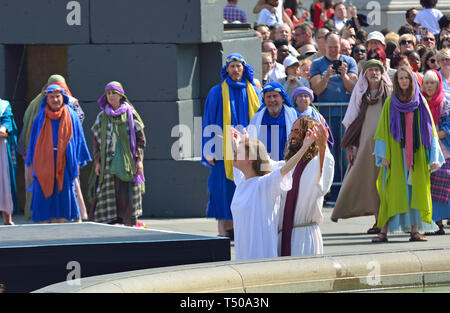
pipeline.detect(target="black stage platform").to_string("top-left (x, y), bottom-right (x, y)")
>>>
top-left (0, 222), bottom-right (230, 293)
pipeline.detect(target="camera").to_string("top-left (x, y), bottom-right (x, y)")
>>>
top-left (332, 60), bottom-right (342, 72)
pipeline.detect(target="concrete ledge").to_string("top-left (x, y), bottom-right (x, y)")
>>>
top-left (34, 248), bottom-right (450, 293)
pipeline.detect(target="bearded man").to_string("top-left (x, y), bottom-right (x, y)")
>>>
top-left (248, 82), bottom-right (299, 161)
top-left (201, 53), bottom-right (261, 238)
top-left (277, 116), bottom-right (334, 256)
top-left (332, 60), bottom-right (393, 234)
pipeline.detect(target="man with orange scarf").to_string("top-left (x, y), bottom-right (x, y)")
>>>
top-left (25, 85), bottom-right (91, 223)
top-left (17, 74), bottom-right (87, 221)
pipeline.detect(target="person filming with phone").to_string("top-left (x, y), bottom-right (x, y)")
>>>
top-left (310, 32), bottom-right (358, 200)
top-left (310, 32), bottom-right (358, 103)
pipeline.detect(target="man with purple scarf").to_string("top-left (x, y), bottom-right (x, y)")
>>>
top-left (88, 81), bottom-right (146, 227)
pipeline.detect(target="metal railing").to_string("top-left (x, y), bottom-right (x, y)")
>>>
top-left (314, 102), bottom-right (349, 201)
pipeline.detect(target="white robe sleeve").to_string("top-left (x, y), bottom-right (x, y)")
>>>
top-left (260, 168), bottom-right (293, 202)
top-left (316, 147), bottom-right (335, 196)
top-left (233, 167), bottom-right (245, 186)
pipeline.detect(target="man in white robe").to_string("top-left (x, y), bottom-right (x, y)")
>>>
top-left (278, 117), bottom-right (335, 256)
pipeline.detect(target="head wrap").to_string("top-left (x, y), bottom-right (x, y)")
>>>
top-left (42, 84), bottom-right (70, 108)
top-left (390, 69), bottom-right (433, 150)
top-left (291, 86), bottom-right (314, 103)
top-left (421, 69), bottom-right (445, 125)
top-left (363, 59), bottom-right (385, 75)
top-left (343, 60), bottom-right (392, 128)
top-left (220, 53), bottom-right (255, 84)
top-left (258, 81), bottom-right (294, 112)
top-left (97, 81), bottom-right (130, 109)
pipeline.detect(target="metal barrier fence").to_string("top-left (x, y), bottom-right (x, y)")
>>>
top-left (314, 102), bottom-right (349, 202)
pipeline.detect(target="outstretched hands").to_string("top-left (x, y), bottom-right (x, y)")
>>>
top-left (303, 126), bottom-right (319, 148)
top-left (281, 125), bottom-right (320, 177)
top-left (230, 127), bottom-right (249, 152)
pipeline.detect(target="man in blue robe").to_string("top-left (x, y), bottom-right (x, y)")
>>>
top-left (201, 53), bottom-right (261, 238)
top-left (248, 82), bottom-right (299, 161)
top-left (25, 85), bottom-right (91, 223)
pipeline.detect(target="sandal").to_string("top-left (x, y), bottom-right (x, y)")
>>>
top-left (409, 232), bottom-right (427, 242)
top-left (372, 232), bottom-right (388, 243)
top-left (367, 224), bottom-right (381, 234)
top-left (425, 226), bottom-right (445, 236)
top-left (226, 228), bottom-right (234, 241)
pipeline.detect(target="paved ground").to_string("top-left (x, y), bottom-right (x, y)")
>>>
top-left (10, 206), bottom-right (450, 261)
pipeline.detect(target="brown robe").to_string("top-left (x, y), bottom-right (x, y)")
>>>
top-left (331, 91), bottom-right (387, 221)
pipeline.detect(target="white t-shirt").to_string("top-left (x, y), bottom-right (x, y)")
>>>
top-left (275, 1), bottom-right (283, 23)
top-left (414, 8), bottom-right (443, 35)
top-left (267, 62), bottom-right (286, 82)
top-left (231, 166), bottom-right (292, 260)
top-left (334, 19), bottom-right (346, 32)
top-left (257, 8), bottom-right (279, 27)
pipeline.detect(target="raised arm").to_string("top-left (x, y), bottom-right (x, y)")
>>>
top-left (337, 62), bottom-right (358, 93)
top-left (253, 0), bottom-right (274, 14)
top-left (310, 66), bottom-right (334, 96)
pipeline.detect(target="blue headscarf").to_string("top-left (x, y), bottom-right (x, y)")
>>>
top-left (41, 84), bottom-right (70, 109)
top-left (258, 81), bottom-right (295, 112)
top-left (220, 53), bottom-right (255, 85)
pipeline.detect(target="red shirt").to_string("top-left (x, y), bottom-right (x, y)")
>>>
top-left (313, 3), bottom-right (334, 29)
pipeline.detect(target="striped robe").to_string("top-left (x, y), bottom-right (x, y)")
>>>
top-left (90, 110), bottom-right (145, 224)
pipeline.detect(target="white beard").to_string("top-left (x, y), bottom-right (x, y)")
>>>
top-left (267, 105), bottom-right (282, 115)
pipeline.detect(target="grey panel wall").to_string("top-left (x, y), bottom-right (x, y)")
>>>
top-left (0, 45), bottom-right (6, 99)
top-left (0, 0), bottom-right (89, 44)
top-left (143, 160), bottom-right (209, 218)
top-left (67, 44), bottom-right (200, 103)
top-left (90, 0), bottom-right (225, 44)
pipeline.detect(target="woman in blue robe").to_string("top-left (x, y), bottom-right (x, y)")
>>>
top-left (0, 100), bottom-right (18, 225)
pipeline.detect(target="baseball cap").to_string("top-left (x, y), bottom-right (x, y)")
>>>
top-left (283, 55), bottom-right (300, 69)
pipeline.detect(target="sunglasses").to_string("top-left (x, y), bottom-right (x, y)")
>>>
top-left (422, 37), bottom-right (434, 42)
top-left (400, 40), bottom-right (414, 45)
top-left (429, 59), bottom-right (436, 63)
top-left (354, 49), bottom-right (366, 53)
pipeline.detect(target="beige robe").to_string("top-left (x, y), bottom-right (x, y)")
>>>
top-left (331, 97), bottom-right (384, 221)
